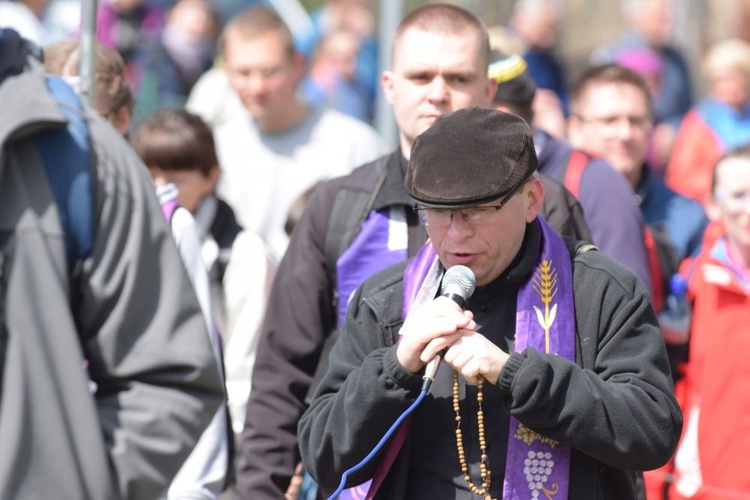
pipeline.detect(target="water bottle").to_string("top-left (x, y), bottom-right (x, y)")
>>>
top-left (658, 274), bottom-right (691, 345)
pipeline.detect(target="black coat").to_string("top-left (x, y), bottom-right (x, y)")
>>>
top-left (299, 225), bottom-right (681, 499)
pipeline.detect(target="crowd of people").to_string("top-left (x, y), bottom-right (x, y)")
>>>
top-left (2, 0), bottom-right (750, 498)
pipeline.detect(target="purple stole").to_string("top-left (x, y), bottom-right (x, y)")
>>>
top-left (336, 207), bottom-right (409, 328)
top-left (501, 218), bottom-right (575, 499)
top-left (345, 217), bottom-right (575, 499)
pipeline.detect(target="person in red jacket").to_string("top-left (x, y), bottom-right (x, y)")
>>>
top-left (668, 143), bottom-right (750, 499)
top-left (666, 39), bottom-right (750, 207)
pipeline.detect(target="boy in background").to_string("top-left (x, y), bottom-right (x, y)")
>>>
top-left (132, 108), bottom-right (275, 442)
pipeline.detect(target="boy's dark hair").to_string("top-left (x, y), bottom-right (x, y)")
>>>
top-left (132, 108), bottom-right (218, 176)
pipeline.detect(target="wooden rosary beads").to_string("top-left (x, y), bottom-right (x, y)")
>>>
top-left (453, 369), bottom-right (493, 500)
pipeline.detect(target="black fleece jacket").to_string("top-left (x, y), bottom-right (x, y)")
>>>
top-left (299, 225), bottom-right (682, 500)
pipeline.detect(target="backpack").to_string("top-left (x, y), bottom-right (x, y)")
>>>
top-left (303, 157), bottom-right (389, 403)
top-left (1, 75), bottom-right (94, 386)
top-left (35, 76), bottom-right (95, 273)
top-left (324, 157), bottom-right (389, 319)
top-left (563, 150), bottom-right (680, 312)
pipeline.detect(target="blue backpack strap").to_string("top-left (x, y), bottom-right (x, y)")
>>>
top-left (32, 76), bottom-right (94, 273)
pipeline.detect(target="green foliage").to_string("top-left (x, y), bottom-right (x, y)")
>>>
top-left (299, 0), bottom-right (325, 12)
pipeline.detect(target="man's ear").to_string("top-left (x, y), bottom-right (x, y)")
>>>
top-left (381, 70), bottom-right (395, 105)
top-left (111, 106), bottom-right (132, 137)
top-left (566, 114), bottom-right (584, 149)
top-left (524, 176), bottom-right (545, 223)
top-left (706, 195), bottom-right (723, 222)
top-left (291, 51), bottom-right (306, 85)
top-left (484, 78), bottom-right (498, 106)
top-left (207, 164), bottom-right (221, 191)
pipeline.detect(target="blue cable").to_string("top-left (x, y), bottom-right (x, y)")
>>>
top-left (327, 388), bottom-right (429, 499)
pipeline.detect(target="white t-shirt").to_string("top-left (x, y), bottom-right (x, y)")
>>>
top-left (214, 105), bottom-right (386, 260)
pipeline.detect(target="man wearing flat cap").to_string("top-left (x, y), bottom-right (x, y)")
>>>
top-left (299, 107), bottom-right (682, 499)
top-left (238, 6), bottom-right (590, 498)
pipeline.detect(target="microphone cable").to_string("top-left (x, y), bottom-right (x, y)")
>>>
top-left (326, 385), bottom-right (432, 499)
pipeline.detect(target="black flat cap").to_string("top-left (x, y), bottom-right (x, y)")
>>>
top-left (405, 106), bottom-right (538, 208)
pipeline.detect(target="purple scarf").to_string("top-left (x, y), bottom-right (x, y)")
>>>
top-left (344, 217), bottom-right (575, 499)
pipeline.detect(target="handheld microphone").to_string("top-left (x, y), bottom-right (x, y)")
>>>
top-left (327, 268), bottom-right (476, 498)
top-left (422, 265), bottom-right (477, 391)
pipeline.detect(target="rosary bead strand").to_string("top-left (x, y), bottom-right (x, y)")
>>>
top-left (453, 369), bottom-right (492, 499)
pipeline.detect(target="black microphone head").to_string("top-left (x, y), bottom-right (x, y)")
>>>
top-left (440, 265), bottom-right (477, 308)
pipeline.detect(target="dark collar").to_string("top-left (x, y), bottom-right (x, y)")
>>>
top-left (372, 150), bottom-right (413, 211)
top-left (634, 163), bottom-right (655, 206)
top-left (473, 221), bottom-right (540, 298)
top-left (0, 28), bottom-right (33, 84)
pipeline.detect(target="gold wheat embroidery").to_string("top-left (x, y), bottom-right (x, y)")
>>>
top-left (515, 423), bottom-right (539, 445)
top-left (514, 423), bottom-right (559, 448)
top-left (532, 259), bottom-right (558, 353)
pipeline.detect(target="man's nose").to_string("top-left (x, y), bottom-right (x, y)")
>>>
top-left (426, 77), bottom-right (449, 102)
top-left (612, 117), bottom-right (637, 138)
top-left (245, 72), bottom-right (268, 94)
top-left (447, 211), bottom-right (474, 236)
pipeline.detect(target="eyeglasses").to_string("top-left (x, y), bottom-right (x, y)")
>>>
top-left (415, 182), bottom-right (525, 228)
top-left (576, 114), bottom-right (652, 131)
top-left (714, 190), bottom-right (750, 212)
top-left (228, 63), bottom-right (288, 82)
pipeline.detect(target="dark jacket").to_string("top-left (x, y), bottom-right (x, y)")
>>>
top-left (298, 225), bottom-right (682, 499)
top-left (636, 165), bottom-right (707, 261)
top-left (235, 150), bottom-right (591, 498)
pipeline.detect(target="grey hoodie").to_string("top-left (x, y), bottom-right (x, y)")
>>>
top-left (0, 29), bottom-right (223, 499)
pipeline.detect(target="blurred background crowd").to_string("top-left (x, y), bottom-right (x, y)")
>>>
top-left (3, 0), bottom-right (750, 498)
top-left (4, 0), bottom-right (750, 141)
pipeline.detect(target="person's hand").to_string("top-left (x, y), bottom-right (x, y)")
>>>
top-left (284, 462), bottom-right (304, 500)
top-left (442, 330), bottom-right (510, 385)
top-left (397, 296), bottom-right (476, 374)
